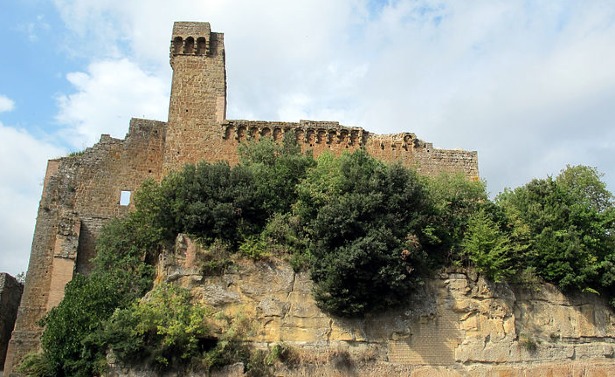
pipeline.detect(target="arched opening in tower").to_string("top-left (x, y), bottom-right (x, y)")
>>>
top-left (196, 37), bottom-right (206, 55)
top-left (173, 37), bottom-right (183, 54)
top-left (184, 37), bottom-right (195, 54)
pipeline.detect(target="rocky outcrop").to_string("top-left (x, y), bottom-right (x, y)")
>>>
top-left (0, 273), bottom-right (23, 371)
top-left (115, 235), bottom-right (615, 376)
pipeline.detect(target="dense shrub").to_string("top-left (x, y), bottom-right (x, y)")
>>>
top-left (144, 162), bottom-right (266, 246)
top-left (422, 173), bottom-right (489, 264)
top-left (496, 165), bottom-right (615, 292)
top-left (296, 151), bottom-right (432, 316)
top-left (103, 283), bottom-right (211, 368)
top-left (461, 209), bottom-right (515, 282)
top-left (239, 135), bottom-right (315, 216)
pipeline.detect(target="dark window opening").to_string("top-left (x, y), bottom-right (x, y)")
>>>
top-left (184, 37), bottom-right (195, 54)
top-left (196, 37), bottom-right (206, 55)
top-left (173, 37), bottom-right (183, 54)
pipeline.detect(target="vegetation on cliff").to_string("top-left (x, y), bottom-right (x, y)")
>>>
top-left (19, 138), bottom-right (615, 376)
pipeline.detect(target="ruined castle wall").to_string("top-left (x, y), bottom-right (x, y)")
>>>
top-left (221, 120), bottom-right (479, 180)
top-left (163, 22), bottom-right (478, 180)
top-left (0, 273), bottom-right (23, 371)
top-left (219, 120), bottom-right (368, 165)
top-left (3, 159), bottom-right (69, 375)
top-left (412, 147), bottom-right (479, 178)
top-left (4, 119), bottom-right (166, 375)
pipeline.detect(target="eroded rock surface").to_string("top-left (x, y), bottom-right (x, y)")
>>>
top-left (116, 235), bottom-right (615, 376)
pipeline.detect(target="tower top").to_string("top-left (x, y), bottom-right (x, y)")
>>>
top-left (172, 21), bottom-right (212, 38)
top-left (170, 21), bottom-right (224, 63)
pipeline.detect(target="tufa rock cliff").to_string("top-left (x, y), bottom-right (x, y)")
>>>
top-left (108, 234), bottom-right (615, 376)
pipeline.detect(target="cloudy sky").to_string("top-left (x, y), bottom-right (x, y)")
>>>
top-left (1, 0), bottom-right (614, 276)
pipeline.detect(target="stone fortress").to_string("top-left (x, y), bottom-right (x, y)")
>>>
top-left (25, 21), bottom-right (615, 377)
top-left (4, 21), bottom-right (480, 374)
top-left (5, 21), bottom-right (615, 377)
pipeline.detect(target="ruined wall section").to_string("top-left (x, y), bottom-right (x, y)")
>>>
top-left (4, 119), bottom-right (166, 375)
top-left (3, 158), bottom-right (75, 375)
top-left (72, 119), bottom-right (166, 274)
top-left (221, 120), bottom-right (479, 179)
top-left (219, 120), bottom-right (367, 165)
top-left (411, 144), bottom-right (479, 179)
top-left (164, 22), bottom-right (227, 173)
top-left (0, 273), bottom-right (23, 371)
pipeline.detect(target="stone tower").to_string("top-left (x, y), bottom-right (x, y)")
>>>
top-left (163, 22), bottom-right (227, 173)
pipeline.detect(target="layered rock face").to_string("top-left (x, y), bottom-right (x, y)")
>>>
top-left (119, 235), bottom-right (615, 377)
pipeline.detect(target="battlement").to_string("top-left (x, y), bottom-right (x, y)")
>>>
top-left (222, 120), bottom-right (368, 146)
top-left (170, 22), bottom-right (224, 65)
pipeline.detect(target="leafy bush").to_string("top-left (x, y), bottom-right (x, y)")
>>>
top-left (27, 214), bottom-right (156, 377)
top-left (422, 173), bottom-right (489, 263)
top-left (297, 151), bottom-right (432, 316)
top-left (16, 353), bottom-right (57, 377)
top-left (239, 135), bottom-right (315, 216)
top-left (196, 239), bottom-right (233, 276)
top-left (104, 283), bottom-right (211, 368)
top-left (239, 236), bottom-right (271, 260)
top-left (133, 137), bottom-right (314, 251)
top-left (496, 165), bottom-right (615, 292)
top-left (151, 162), bottom-right (267, 246)
top-left (462, 209), bottom-right (515, 282)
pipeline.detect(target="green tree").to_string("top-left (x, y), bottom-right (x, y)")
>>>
top-left (462, 209), bottom-right (515, 282)
top-left (26, 214), bottom-right (155, 377)
top-left (297, 151), bottom-right (431, 316)
top-left (422, 173), bottom-right (489, 263)
top-left (496, 165), bottom-right (615, 292)
top-left (139, 161), bottom-right (267, 246)
top-left (238, 135), bottom-right (315, 216)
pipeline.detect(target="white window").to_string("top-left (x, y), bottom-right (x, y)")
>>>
top-left (120, 190), bottom-right (131, 206)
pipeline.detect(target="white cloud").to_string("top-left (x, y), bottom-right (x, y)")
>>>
top-left (0, 123), bottom-right (65, 276)
top-left (49, 0), bottom-right (615, 196)
top-left (55, 59), bottom-right (169, 148)
top-left (19, 14), bottom-right (52, 42)
top-left (0, 95), bottom-right (15, 113)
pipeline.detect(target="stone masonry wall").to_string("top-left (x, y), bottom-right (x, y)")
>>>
top-left (161, 22), bottom-right (477, 179)
top-left (0, 273), bottom-right (23, 371)
top-left (217, 119), bottom-right (478, 179)
top-left (4, 119), bottom-right (166, 375)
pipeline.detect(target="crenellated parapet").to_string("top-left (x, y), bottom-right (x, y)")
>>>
top-left (218, 119), bottom-right (478, 180)
top-left (222, 120), bottom-right (429, 151)
top-left (169, 22), bottom-right (224, 64)
top-left (222, 120), bottom-right (368, 147)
